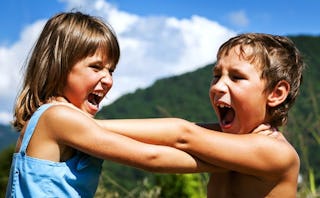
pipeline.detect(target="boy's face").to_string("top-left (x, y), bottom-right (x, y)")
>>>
top-left (63, 48), bottom-right (114, 116)
top-left (209, 46), bottom-right (268, 134)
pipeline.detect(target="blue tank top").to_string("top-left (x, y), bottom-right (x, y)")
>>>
top-left (6, 104), bottom-right (103, 197)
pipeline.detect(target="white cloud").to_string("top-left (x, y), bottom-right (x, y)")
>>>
top-left (227, 10), bottom-right (249, 27)
top-left (0, 112), bottom-right (12, 125)
top-left (0, 0), bottom-right (236, 124)
top-left (0, 20), bottom-right (46, 122)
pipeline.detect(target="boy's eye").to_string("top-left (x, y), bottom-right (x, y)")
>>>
top-left (211, 74), bottom-right (220, 84)
top-left (231, 75), bottom-right (245, 81)
top-left (213, 74), bottom-right (221, 80)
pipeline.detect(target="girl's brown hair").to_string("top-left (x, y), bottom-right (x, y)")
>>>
top-left (13, 12), bottom-right (120, 131)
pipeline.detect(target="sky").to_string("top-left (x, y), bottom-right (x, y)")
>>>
top-left (0, 0), bottom-right (319, 125)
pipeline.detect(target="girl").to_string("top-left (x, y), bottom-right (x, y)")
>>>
top-left (6, 12), bottom-right (217, 197)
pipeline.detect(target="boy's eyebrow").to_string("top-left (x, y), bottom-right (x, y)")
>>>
top-left (212, 63), bottom-right (249, 75)
top-left (229, 67), bottom-right (244, 73)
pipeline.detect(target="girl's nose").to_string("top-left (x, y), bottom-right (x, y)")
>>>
top-left (100, 70), bottom-right (113, 89)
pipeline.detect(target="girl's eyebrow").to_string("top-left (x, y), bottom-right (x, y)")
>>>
top-left (90, 60), bottom-right (103, 65)
top-left (89, 58), bottom-right (105, 67)
top-left (90, 59), bottom-right (116, 71)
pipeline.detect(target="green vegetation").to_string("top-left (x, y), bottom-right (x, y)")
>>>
top-left (0, 146), bottom-right (14, 198)
top-left (1, 35), bottom-right (319, 197)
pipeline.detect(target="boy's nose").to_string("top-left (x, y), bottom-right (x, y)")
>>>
top-left (210, 78), bottom-right (228, 95)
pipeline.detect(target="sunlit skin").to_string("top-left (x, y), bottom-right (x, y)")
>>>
top-left (15, 48), bottom-right (220, 176)
top-left (14, 42), bottom-right (299, 196)
top-left (96, 45), bottom-right (300, 197)
top-left (205, 46), bottom-right (299, 197)
top-left (12, 12), bottom-right (271, 197)
top-left (63, 48), bottom-right (114, 116)
top-left (210, 46), bottom-right (268, 134)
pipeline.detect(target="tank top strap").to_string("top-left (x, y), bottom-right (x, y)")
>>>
top-left (19, 103), bottom-right (53, 154)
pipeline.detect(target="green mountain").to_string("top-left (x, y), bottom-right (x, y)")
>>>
top-left (96, 63), bottom-right (217, 122)
top-left (0, 124), bottom-right (18, 151)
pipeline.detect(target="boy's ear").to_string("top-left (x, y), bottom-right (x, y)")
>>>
top-left (267, 80), bottom-right (290, 107)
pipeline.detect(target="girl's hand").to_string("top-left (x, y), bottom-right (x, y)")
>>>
top-left (251, 124), bottom-right (279, 138)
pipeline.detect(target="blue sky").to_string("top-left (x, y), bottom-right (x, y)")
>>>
top-left (1, 0), bottom-right (319, 45)
top-left (0, 0), bottom-right (319, 124)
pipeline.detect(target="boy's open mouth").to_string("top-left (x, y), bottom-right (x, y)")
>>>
top-left (217, 104), bottom-right (235, 126)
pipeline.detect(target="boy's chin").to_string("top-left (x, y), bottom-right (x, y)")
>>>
top-left (221, 124), bottom-right (247, 134)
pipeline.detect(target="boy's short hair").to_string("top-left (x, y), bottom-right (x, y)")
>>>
top-left (217, 33), bottom-right (305, 127)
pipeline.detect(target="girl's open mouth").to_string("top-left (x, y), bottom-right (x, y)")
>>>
top-left (88, 92), bottom-right (104, 108)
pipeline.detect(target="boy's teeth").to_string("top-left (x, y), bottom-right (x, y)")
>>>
top-left (218, 104), bottom-right (231, 108)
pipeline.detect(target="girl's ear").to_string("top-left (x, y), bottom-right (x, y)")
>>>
top-left (267, 80), bottom-right (290, 107)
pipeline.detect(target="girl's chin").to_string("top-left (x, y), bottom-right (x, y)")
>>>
top-left (82, 101), bottom-right (99, 116)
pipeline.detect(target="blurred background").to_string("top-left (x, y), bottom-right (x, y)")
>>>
top-left (0, 0), bottom-right (319, 197)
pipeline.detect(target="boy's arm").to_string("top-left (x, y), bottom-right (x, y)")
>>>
top-left (178, 122), bottom-right (299, 180)
top-left (96, 118), bottom-right (299, 180)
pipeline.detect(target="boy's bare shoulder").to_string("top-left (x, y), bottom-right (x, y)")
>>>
top-left (254, 132), bottom-right (300, 191)
top-left (208, 133), bottom-right (299, 198)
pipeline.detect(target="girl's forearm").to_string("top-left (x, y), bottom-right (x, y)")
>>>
top-left (96, 118), bottom-right (190, 146)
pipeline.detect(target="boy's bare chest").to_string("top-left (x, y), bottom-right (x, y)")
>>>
top-left (207, 171), bottom-right (276, 198)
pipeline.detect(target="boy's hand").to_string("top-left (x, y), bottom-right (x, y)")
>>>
top-left (251, 124), bottom-right (279, 138)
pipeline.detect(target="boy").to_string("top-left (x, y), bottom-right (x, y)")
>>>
top-left (97, 33), bottom-right (304, 197)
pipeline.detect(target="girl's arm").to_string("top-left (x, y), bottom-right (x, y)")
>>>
top-left (42, 105), bottom-right (224, 173)
top-left (96, 118), bottom-right (299, 180)
top-left (96, 118), bottom-right (192, 146)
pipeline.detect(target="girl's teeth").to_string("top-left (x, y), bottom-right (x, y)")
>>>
top-left (92, 92), bottom-right (103, 97)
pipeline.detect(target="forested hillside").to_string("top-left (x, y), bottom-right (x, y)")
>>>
top-left (0, 125), bottom-right (18, 150)
top-left (1, 35), bottom-right (319, 197)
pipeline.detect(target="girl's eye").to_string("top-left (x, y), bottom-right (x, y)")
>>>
top-left (90, 65), bottom-right (102, 71)
top-left (109, 69), bottom-right (114, 76)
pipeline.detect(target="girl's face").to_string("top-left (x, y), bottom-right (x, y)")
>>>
top-left (63, 48), bottom-right (114, 116)
top-left (209, 46), bottom-right (268, 134)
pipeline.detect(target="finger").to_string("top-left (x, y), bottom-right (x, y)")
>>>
top-left (251, 124), bottom-right (271, 133)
